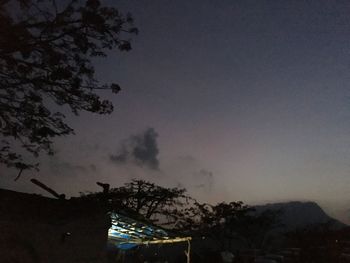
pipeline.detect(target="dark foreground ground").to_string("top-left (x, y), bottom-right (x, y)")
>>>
top-left (2, 188), bottom-right (350, 263)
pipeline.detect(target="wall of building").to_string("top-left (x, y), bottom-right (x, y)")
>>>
top-left (0, 189), bottom-right (110, 263)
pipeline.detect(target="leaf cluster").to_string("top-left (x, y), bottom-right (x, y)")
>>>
top-left (81, 179), bottom-right (283, 250)
top-left (108, 179), bottom-right (191, 224)
top-left (0, 0), bottom-right (137, 171)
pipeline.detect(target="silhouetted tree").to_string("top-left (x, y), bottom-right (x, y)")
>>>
top-left (178, 201), bottom-right (282, 250)
top-left (0, 0), bottom-right (137, 174)
top-left (285, 221), bottom-right (339, 249)
top-left (232, 208), bottom-right (283, 249)
top-left (204, 202), bottom-right (254, 250)
top-left (285, 222), bottom-right (341, 263)
top-left (82, 179), bottom-right (192, 226)
top-left (111, 180), bottom-right (190, 223)
top-left (82, 180), bottom-right (282, 252)
top-left (173, 201), bottom-right (252, 249)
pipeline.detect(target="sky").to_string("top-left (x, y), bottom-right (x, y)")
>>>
top-left (2, 0), bottom-right (350, 223)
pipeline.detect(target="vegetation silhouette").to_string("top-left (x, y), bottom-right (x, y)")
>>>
top-left (81, 179), bottom-right (192, 226)
top-left (4, 179), bottom-right (350, 262)
top-left (0, 0), bottom-right (137, 176)
top-left (82, 179), bottom-right (283, 253)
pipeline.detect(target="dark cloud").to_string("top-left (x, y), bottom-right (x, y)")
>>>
top-left (50, 161), bottom-right (86, 175)
top-left (89, 164), bottom-right (97, 172)
top-left (194, 169), bottom-right (214, 191)
top-left (48, 154), bottom-right (97, 176)
top-left (110, 128), bottom-right (160, 170)
top-left (177, 155), bottom-right (197, 165)
top-left (110, 148), bottom-right (128, 163)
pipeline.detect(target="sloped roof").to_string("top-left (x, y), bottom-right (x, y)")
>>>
top-left (108, 212), bottom-right (191, 250)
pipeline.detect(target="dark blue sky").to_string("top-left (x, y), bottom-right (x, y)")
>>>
top-left (3, 0), bottom-right (350, 222)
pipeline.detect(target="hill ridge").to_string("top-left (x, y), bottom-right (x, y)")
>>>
top-left (254, 201), bottom-right (347, 230)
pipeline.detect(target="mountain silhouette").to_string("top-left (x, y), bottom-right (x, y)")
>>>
top-left (255, 201), bottom-right (346, 230)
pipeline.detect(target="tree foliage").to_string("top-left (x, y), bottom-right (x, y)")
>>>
top-left (82, 179), bottom-right (282, 250)
top-left (176, 201), bottom-right (282, 250)
top-left (110, 179), bottom-right (190, 223)
top-left (0, 0), bottom-right (137, 172)
top-left (82, 179), bottom-right (191, 226)
top-left (176, 201), bottom-right (253, 249)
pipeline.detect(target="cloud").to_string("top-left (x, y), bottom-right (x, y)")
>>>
top-left (177, 155), bottom-right (197, 165)
top-left (193, 169), bottom-right (214, 191)
top-left (89, 164), bottom-right (97, 171)
top-left (46, 152), bottom-right (98, 176)
top-left (110, 128), bottom-right (160, 170)
top-left (49, 160), bottom-right (97, 176)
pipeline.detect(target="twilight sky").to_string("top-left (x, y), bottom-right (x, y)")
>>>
top-left (3, 0), bottom-right (350, 222)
